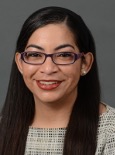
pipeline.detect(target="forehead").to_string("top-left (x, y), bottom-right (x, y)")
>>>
top-left (26, 23), bottom-right (76, 47)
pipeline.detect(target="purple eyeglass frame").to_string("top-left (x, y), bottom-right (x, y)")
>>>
top-left (20, 51), bottom-right (84, 65)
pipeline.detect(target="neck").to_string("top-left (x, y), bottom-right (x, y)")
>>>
top-left (31, 92), bottom-right (77, 128)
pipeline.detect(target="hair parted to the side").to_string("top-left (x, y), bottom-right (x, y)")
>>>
top-left (0, 6), bottom-right (100, 155)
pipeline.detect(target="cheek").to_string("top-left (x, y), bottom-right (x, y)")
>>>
top-left (67, 63), bottom-right (81, 79)
top-left (63, 65), bottom-right (81, 87)
top-left (22, 71), bottom-right (37, 95)
top-left (22, 66), bottom-right (37, 86)
top-left (22, 65), bottom-right (38, 78)
top-left (70, 71), bottom-right (81, 86)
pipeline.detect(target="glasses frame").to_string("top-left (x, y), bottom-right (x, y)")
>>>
top-left (20, 51), bottom-right (84, 65)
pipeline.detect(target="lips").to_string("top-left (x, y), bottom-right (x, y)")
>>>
top-left (36, 80), bottom-right (62, 90)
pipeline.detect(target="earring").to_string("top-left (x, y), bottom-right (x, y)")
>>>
top-left (81, 70), bottom-right (87, 76)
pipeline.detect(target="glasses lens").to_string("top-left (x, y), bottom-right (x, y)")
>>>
top-left (53, 52), bottom-right (75, 64)
top-left (23, 51), bottom-right (45, 64)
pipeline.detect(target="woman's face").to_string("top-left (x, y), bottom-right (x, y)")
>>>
top-left (16, 23), bottom-right (92, 105)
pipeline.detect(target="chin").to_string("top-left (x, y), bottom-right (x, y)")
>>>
top-left (34, 93), bottom-right (65, 105)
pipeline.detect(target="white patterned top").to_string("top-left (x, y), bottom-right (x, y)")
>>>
top-left (25, 105), bottom-right (115, 155)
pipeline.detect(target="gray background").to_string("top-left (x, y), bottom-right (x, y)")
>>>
top-left (0, 0), bottom-right (115, 110)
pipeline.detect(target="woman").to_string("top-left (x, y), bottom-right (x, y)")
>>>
top-left (0, 6), bottom-right (115, 155)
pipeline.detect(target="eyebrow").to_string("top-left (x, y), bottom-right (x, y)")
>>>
top-left (26, 44), bottom-right (44, 50)
top-left (26, 44), bottom-right (75, 51)
top-left (55, 44), bottom-right (75, 50)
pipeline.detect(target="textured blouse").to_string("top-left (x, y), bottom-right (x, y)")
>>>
top-left (25, 105), bottom-right (115, 155)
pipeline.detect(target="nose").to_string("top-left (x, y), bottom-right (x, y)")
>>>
top-left (39, 57), bottom-right (59, 75)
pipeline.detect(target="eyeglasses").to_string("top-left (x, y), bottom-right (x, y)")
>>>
top-left (20, 51), bottom-right (84, 65)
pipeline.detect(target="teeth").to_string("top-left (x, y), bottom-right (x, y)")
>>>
top-left (39, 81), bottom-right (58, 85)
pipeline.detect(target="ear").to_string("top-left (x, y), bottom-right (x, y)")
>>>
top-left (15, 52), bottom-right (23, 74)
top-left (81, 52), bottom-right (94, 76)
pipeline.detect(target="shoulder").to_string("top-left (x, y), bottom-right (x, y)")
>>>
top-left (96, 104), bottom-right (115, 154)
top-left (99, 104), bottom-right (115, 133)
top-left (100, 104), bottom-right (115, 122)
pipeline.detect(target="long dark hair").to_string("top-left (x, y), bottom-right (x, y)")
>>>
top-left (0, 6), bottom-right (100, 155)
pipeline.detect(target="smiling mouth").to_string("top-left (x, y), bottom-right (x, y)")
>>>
top-left (39, 81), bottom-right (59, 85)
top-left (36, 80), bottom-right (62, 90)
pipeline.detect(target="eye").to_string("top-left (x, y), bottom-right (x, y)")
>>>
top-left (25, 52), bottom-right (42, 57)
top-left (56, 52), bottom-right (74, 58)
top-left (56, 52), bottom-right (74, 60)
